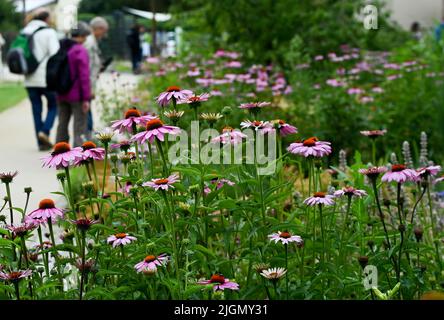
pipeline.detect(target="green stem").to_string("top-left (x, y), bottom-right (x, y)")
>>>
top-left (48, 219), bottom-right (64, 291)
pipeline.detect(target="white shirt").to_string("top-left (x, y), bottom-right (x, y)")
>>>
top-left (23, 20), bottom-right (60, 88)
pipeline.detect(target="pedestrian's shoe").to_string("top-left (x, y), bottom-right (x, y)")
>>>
top-left (38, 131), bottom-right (53, 148)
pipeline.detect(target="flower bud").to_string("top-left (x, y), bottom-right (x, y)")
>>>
top-left (56, 172), bottom-right (66, 182)
top-left (221, 106), bottom-right (232, 116)
top-left (358, 256), bottom-right (369, 269)
top-left (414, 227), bottom-right (423, 242)
top-left (24, 187), bottom-right (33, 194)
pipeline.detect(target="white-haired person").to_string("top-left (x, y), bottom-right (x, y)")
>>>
top-left (84, 16), bottom-right (109, 139)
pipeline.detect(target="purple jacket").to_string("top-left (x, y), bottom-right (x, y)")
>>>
top-left (58, 42), bottom-right (92, 103)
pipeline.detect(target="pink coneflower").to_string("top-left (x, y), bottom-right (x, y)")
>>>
top-left (212, 127), bottom-right (247, 145)
top-left (239, 102), bottom-right (271, 110)
top-left (210, 88), bottom-right (223, 96)
top-left (177, 93), bottom-right (210, 106)
top-left (303, 192), bottom-right (335, 206)
top-left (287, 137), bottom-right (332, 158)
top-left (0, 171), bottom-right (18, 184)
top-left (120, 181), bottom-right (133, 195)
top-left (240, 120), bottom-right (273, 132)
top-left (225, 61), bottom-right (242, 68)
top-left (334, 187), bottom-right (367, 198)
top-left (156, 86), bottom-right (193, 107)
top-left (71, 218), bottom-right (99, 232)
top-left (360, 129), bottom-right (387, 138)
top-left (434, 174), bottom-right (444, 184)
top-left (347, 87), bottom-right (364, 95)
top-left (359, 96), bottom-right (374, 104)
top-left (214, 178), bottom-right (235, 189)
top-left (111, 107), bottom-right (156, 134)
top-left (359, 166), bottom-right (387, 182)
top-left (75, 258), bottom-right (96, 273)
top-left (143, 174), bottom-right (179, 191)
top-left (25, 199), bottom-right (64, 224)
top-left (372, 87), bottom-right (384, 93)
top-left (134, 254), bottom-right (168, 273)
top-left (326, 79), bottom-right (346, 87)
top-left (111, 140), bottom-right (132, 153)
top-left (198, 274), bottom-right (239, 291)
top-left (41, 142), bottom-right (83, 169)
top-left (131, 119), bottom-right (181, 144)
top-left (35, 241), bottom-right (52, 251)
top-left (268, 231), bottom-right (303, 245)
top-left (417, 165), bottom-right (441, 178)
top-left (6, 222), bottom-right (36, 238)
top-left (0, 270), bottom-right (32, 283)
top-left (79, 141), bottom-right (105, 161)
top-left (381, 164), bottom-right (418, 183)
top-left (272, 120), bottom-right (298, 137)
top-left (107, 233), bottom-right (137, 248)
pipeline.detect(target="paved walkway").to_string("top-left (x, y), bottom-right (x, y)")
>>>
top-left (0, 72), bottom-right (140, 223)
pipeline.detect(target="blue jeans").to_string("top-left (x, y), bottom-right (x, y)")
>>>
top-left (26, 87), bottom-right (58, 146)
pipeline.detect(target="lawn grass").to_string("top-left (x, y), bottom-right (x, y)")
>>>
top-left (0, 82), bottom-right (27, 113)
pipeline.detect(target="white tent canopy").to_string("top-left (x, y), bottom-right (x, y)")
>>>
top-left (14, 0), bottom-right (57, 13)
top-left (123, 6), bottom-right (172, 22)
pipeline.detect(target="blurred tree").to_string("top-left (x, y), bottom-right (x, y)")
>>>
top-left (0, 0), bottom-right (21, 31)
top-left (171, 0), bottom-right (408, 65)
top-left (79, 0), bottom-right (172, 14)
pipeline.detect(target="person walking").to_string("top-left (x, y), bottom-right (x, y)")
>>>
top-left (0, 33), bottom-right (5, 78)
top-left (84, 16), bottom-right (109, 140)
top-left (127, 24), bottom-right (143, 74)
top-left (22, 8), bottom-right (60, 151)
top-left (56, 22), bottom-right (92, 147)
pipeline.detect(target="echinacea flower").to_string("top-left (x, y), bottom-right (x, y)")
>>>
top-left (71, 218), bottom-right (99, 232)
top-left (303, 192), bottom-right (335, 206)
top-left (164, 110), bottom-right (185, 123)
top-left (198, 274), bottom-right (239, 291)
top-left (75, 258), bottom-right (96, 273)
top-left (0, 270), bottom-right (32, 283)
top-left (95, 128), bottom-right (115, 144)
top-left (25, 199), bottom-right (64, 224)
top-left (80, 141), bottom-right (105, 161)
top-left (359, 166), bottom-right (387, 182)
top-left (272, 120), bottom-right (298, 137)
top-left (41, 142), bottom-right (83, 169)
top-left (6, 222), bottom-right (36, 238)
top-left (260, 267), bottom-right (287, 280)
top-left (131, 119), bottom-right (181, 144)
top-left (417, 165), bottom-right (441, 178)
top-left (177, 93), bottom-right (210, 106)
top-left (111, 140), bottom-right (132, 153)
top-left (268, 231), bottom-right (303, 245)
top-left (434, 174), bottom-right (444, 184)
top-left (381, 164), bottom-right (418, 183)
top-left (253, 263), bottom-right (271, 274)
top-left (107, 233), bottom-right (137, 248)
top-left (212, 126), bottom-right (247, 145)
top-left (239, 101), bottom-right (271, 110)
top-left (360, 130), bottom-right (387, 138)
top-left (111, 107), bottom-right (156, 134)
top-left (134, 254), bottom-right (168, 273)
top-left (0, 171), bottom-right (18, 184)
top-left (156, 86), bottom-right (193, 107)
top-left (287, 137), bottom-right (332, 158)
top-left (143, 173), bottom-right (179, 191)
top-left (240, 120), bottom-right (273, 133)
top-left (200, 113), bottom-right (223, 126)
top-left (213, 178), bottom-right (235, 189)
top-left (334, 187), bottom-right (367, 198)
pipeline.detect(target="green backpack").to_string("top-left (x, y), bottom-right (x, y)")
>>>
top-left (6, 26), bottom-right (47, 75)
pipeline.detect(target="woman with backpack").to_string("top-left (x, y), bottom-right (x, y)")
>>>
top-left (56, 22), bottom-right (92, 147)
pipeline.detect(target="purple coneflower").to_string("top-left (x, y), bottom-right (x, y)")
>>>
top-left (212, 126), bottom-right (247, 145)
top-left (41, 142), bottom-right (83, 169)
top-left (240, 120), bottom-right (273, 133)
top-left (360, 129), bottom-right (387, 138)
top-left (273, 120), bottom-right (298, 137)
top-left (334, 187), bottom-right (367, 198)
top-left (359, 166), bottom-right (387, 182)
top-left (0, 270), bottom-right (32, 283)
top-left (417, 165), bottom-right (441, 178)
top-left (71, 218), bottom-right (99, 232)
top-left (260, 267), bottom-right (287, 280)
top-left (303, 192), bottom-right (335, 206)
top-left (287, 137), bottom-right (332, 158)
top-left (177, 93), bottom-right (210, 105)
top-left (214, 178), bottom-right (235, 189)
top-left (198, 274), bottom-right (239, 291)
top-left (143, 174), bottom-right (179, 191)
top-left (79, 141), bottom-right (105, 161)
top-left (111, 140), bottom-right (132, 153)
top-left (134, 254), bottom-right (168, 273)
top-left (156, 86), bottom-right (193, 107)
top-left (268, 231), bottom-right (303, 245)
top-left (111, 107), bottom-right (156, 134)
top-left (0, 171), bottom-right (18, 184)
top-left (107, 233), bottom-right (137, 248)
top-left (239, 101), bottom-right (271, 110)
top-left (6, 222), bottom-right (36, 238)
top-left (381, 164), bottom-right (418, 184)
top-left (25, 199), bottom-right (64, 224)
top-left (131, 119), bottom-right (181, 144)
